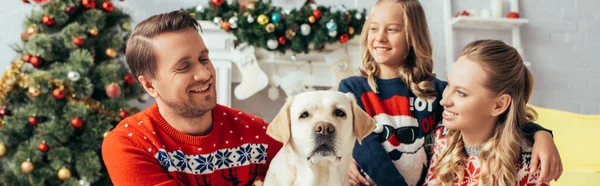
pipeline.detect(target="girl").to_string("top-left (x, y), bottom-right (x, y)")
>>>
top-left (338, 0), bottom-right (562, 185)
top-left (426, 39), bottom-right (548, 185)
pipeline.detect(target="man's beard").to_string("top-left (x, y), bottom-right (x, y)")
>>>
top-left (163, 92), bottom-right (217, 118)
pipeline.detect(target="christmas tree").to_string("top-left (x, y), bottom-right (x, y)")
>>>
top-left (185, 0), bottom-right (366, 54)
top-left (0, 0), bottom-right (145, 185)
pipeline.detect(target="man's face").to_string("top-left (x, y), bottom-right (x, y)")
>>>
top-left (144, 28), bottom-right (217, 118)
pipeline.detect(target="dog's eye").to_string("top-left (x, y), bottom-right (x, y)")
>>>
top-left (299, 111), bottom-right (309, 119)
top-left (334, 109), bottom-right (346, 117)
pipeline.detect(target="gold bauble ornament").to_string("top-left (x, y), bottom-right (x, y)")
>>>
top-left (58, 167), bottom-right (72, 180)
top-left (0, 142), bottom-right (7, 157)
top-left (348, 27), bottom-right (355, 35)
top-left (106, 48), bottom-right (117, 58)
top-left (122, 22), bottom-right (131, 31)
top-left (27, 25), bottom-right (39, 35)
top-left (28, 87), bottom-right (41, 97)
top-left (265, 23), bottom-right (275, 33)
top-left (285, 29), bottom-right (296, 40)
top-left (308, 16), bottom-right (316, 24)
top-left (21, 160), bottom-right (34, 174)
top-left (89, 28), bottom-right (99, 36)
top-left (257, 14), bottom-right (269, 25)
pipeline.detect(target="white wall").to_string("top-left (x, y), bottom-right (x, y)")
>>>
top-left (1, 0), bottom-right (598, 114)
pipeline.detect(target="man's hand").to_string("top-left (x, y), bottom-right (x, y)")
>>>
top-left (529, 131), bottom-right (563, 182)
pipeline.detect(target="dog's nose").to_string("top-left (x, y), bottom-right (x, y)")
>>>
top-left (314, 122), bottom-right (335, 135)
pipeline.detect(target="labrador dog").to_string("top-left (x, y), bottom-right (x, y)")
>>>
top-left (263, 91), bottom-right (376, 186)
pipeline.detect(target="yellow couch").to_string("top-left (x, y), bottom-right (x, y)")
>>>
top-left (531, 105), bottom-right (600, 186)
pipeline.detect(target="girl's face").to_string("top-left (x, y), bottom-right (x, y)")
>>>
top-left (367, 3), bottom-right (409, 67)
top-left (440, 57), bottom-right (498, 131)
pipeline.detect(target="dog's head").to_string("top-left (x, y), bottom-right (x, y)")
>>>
top-left (267, 91), bottom-right (376, 163)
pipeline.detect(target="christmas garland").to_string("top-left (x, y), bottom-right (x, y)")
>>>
top-left (184, 0), bottom-right (366, 53)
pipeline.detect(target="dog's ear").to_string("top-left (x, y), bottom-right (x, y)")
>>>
top-left (267, 96), bottom-right (294, 145)
top-left (345, 93), bottom-right (376, 144)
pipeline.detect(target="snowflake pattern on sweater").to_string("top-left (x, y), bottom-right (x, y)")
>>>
top-left (424, 126), bottom-right (549, 186)
top-left (155, 143), bottom-right (268, 174)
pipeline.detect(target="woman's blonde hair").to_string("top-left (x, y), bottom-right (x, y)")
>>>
top-left (432, 40), bottom-right (538, 185)
top-left (359, 0), bottom-right (436, 98)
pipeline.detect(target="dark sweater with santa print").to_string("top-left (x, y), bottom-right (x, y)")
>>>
top-left (338, 76), bottom-right (550, 186)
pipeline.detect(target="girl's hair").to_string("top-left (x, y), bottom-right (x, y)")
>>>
top-left (359, 0), bottom-right (437, 98)
top-left (432, 40), bottom-right (538, 185)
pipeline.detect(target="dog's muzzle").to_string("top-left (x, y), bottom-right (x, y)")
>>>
top-left (308, 122), bottom-right (338, 160)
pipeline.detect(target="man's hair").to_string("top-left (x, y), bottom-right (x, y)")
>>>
top-left (125, 10), bottom-right (201, 81)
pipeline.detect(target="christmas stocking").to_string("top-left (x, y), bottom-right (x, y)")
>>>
top-left (326, 48), bottom-right (352, 91)
top-left (232, 44), bottom-right (269, 100)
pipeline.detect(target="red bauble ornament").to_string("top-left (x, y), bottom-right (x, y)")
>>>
top-left (32, 0), bottom-right (48, 4)
top-left (65, 6), bottom-right (76, 15)
top-left (29, 56), bottom-right (43, 68)
top-left (105, 83), bottom-right (121, 99)
top-left (28, 116), bottom-right (38, 126)
top-left (312, 9), bottom-right (322, 19)
top-left (73, 36), bottom-right (85, 46)
top-left (21, 33), bottom-right (30, 41)
top-left (52, 88), bottom-right (65, 100)
top-left (22, 0), bottom-right (30, 3)
top-left (0, 108), bottom-right (9, 116)
top-left (82, 0), bottom-right (96, 9)
top-left (210, 0), bottom-right (225, 7)
top-left (42, 15), bottom-right (54, 26)
top-left (124, 74), bottom-right (135, 84)
top-left (23, 54), bottom-right (32, 62)
top-left (119, 110), bottom-right (128, 119)
top-left (278, 36), bottom-right (286, 45)
top-left (102, 1), bottom-right (114, 12)
top-left (71, 117), bottom-right (83, 129)
top-left (38, 141), bottom-right (49, 153)
top-left (507, 12), bottom-right (520, 19)
top-left (339, 33), bottom-right (349, 44)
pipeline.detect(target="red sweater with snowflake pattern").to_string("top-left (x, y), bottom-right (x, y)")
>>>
top-left (102, 104), bottom-right (282, 186)
top-left (424, 126), bottom-right (549, 186)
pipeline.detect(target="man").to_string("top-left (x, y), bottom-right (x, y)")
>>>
top-left (102, 11), bottom-right (282, 186)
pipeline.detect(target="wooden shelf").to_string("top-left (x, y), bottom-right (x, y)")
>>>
top-left (452, 17), bottom-right (529, 30)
